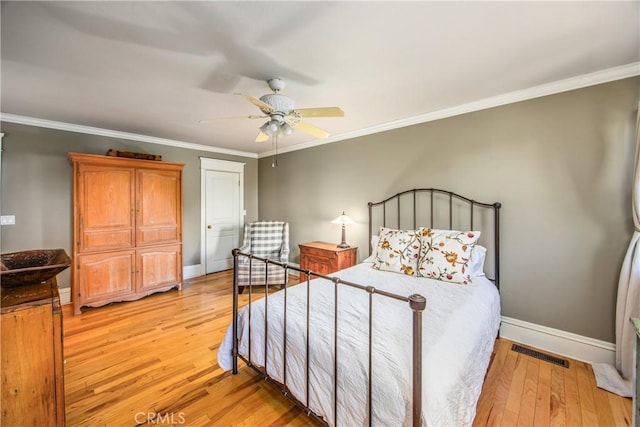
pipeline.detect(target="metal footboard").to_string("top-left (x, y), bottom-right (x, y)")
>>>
top-left (231, 249), bottom-right (426, 427)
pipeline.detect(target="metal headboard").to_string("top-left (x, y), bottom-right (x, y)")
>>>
top-left (368, 188), bottom-right (502, 289)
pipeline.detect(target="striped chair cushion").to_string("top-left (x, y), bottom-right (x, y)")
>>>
top-left (248, 221), bottom-right (287, 259)
top-left (236, 221), bottom-right (289, 288)
top-left (236, 259), bottom-right (286, 286)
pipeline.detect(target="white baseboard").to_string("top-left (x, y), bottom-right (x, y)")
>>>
top-left (500, 316), bottom-right (616, 365)
top-left (183, 264), bottom-right (201, 280)
top-left (59, 286), bottom-right (71, 305)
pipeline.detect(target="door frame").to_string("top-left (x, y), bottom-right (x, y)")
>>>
top-left (200, 157), bottom-right (245, 276)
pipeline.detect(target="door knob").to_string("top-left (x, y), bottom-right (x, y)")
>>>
top-left (207, 225), bottom-right (212, 229)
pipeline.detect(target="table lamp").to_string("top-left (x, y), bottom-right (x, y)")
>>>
top-left (331, 212), bottom-right (354, 248)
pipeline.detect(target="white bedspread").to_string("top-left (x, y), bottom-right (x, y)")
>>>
top-left (218, 263), bottom-right (500, 426)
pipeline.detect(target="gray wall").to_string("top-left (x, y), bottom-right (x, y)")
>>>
top-left (0, 122), bottom-right (258, 288)
top-left (258, 77), bottom-right (640, 343)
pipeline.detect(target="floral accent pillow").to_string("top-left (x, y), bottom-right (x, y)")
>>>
top-left (372, 227), bottom-right (421, 276)
top-left (417, 228), bottom-right (481, 284)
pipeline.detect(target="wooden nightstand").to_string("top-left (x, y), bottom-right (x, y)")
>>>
top-left (298, 241), bottom-right (357, 282)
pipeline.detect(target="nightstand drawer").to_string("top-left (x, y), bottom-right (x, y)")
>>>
top-left (302, 254), bottom-right (335, 272)
top-left (302, 246), bottom-right (337, 259)
top-left (298, 242), bottom-right (357, 282)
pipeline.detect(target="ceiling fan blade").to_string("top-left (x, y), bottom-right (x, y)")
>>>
top-left (199, 115), bottom-right (267, 124)
top-left (296, 121), bottom-right (330, 139)
top-left (255, 131), bottom-right (269, 142)
top-left (234, 93), bottom-right (274, 113)
top-left (295, 107), bottom-right (344, 118)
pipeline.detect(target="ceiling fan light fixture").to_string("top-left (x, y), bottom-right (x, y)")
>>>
top-left (260, 119), bottom-right (281, 136)
top-left (259, 121), bottom-right (272, 135)
top-left (281, 122), bottom-right (293, 135)
top-left (267, 120), bottom-right (279, 134)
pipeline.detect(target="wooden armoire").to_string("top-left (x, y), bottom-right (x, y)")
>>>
top-left (69, 153), bottom-right (184, 315)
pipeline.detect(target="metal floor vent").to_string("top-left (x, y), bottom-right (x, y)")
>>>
top-left (511, 344), bottom-right (569, 368)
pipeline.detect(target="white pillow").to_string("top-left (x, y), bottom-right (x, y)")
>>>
top-left (362, 235), bottom-right (379, 263)
top-left (372, 227), bottom-right (420, 276)
top-left (467, 245), bottom-right (487, 277)
top-left (417, 228), bottom-right (481, 284)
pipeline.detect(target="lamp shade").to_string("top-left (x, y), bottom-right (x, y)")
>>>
top-left (331, 212), bottom-right (354, 225)
top-left (331, 212), bottom-right (353, 248)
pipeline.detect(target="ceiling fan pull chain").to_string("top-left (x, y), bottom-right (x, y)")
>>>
top-left (271, 134), bottom-right (279, 168)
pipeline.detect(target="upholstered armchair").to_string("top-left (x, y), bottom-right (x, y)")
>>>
top-left (236, 221), bottom-right (290, 294)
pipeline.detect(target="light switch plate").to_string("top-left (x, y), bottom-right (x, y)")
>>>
top-left (1, 215), bottom-right (15, 225)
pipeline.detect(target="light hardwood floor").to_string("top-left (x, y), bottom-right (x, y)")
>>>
top-left (63, 270), bottom-right (632, 426)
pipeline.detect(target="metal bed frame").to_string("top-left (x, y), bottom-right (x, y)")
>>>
top-left (368, 188), bottom-right (501, 289)
top-left (231, 188), bottom-right (501, 426)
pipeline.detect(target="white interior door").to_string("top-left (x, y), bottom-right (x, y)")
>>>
top-left (200, 157), bottom-right (245, 275)
top-left (205, 170), bottom-right (240, 273)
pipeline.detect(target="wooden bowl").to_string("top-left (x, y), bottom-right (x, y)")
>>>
top-left (1, 249), bottom-right (71, 287)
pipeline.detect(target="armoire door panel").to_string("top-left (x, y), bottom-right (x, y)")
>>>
top-left (77, 251), bottom-right (135, 304)
top-left (136, 245), bottom-right (182, 293)
top-left (136, 226), bottom-right (179, 245)
top-left (83, 230), bottom-right (133, 251)
top-left (136, 169), bottom-right (181, 246)
top-left (78, 165), bottom-right (135, 252)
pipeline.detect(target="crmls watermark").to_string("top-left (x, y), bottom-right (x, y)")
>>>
top-left (134, 412), bottom-right (186, 425)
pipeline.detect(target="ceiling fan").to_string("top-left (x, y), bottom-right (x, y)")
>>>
top-left (201, 78), bottom-right (344, 143)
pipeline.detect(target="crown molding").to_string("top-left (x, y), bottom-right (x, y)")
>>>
top-left (259, 62), bottom-right (640, 158)
top-left (0, 113), bottom-right (258, 159)
top-left (1, 62), bottom-right (637, 160)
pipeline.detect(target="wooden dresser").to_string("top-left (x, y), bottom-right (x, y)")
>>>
top-left (298, 241), bottom-right (357, 282)
top-left (69, 153), bottom-right (184, 314)
top-left (1, 278), bottom-right (65, 426)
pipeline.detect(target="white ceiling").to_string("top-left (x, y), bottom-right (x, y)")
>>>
top-left (1, 1), bottom-right (639, 157)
